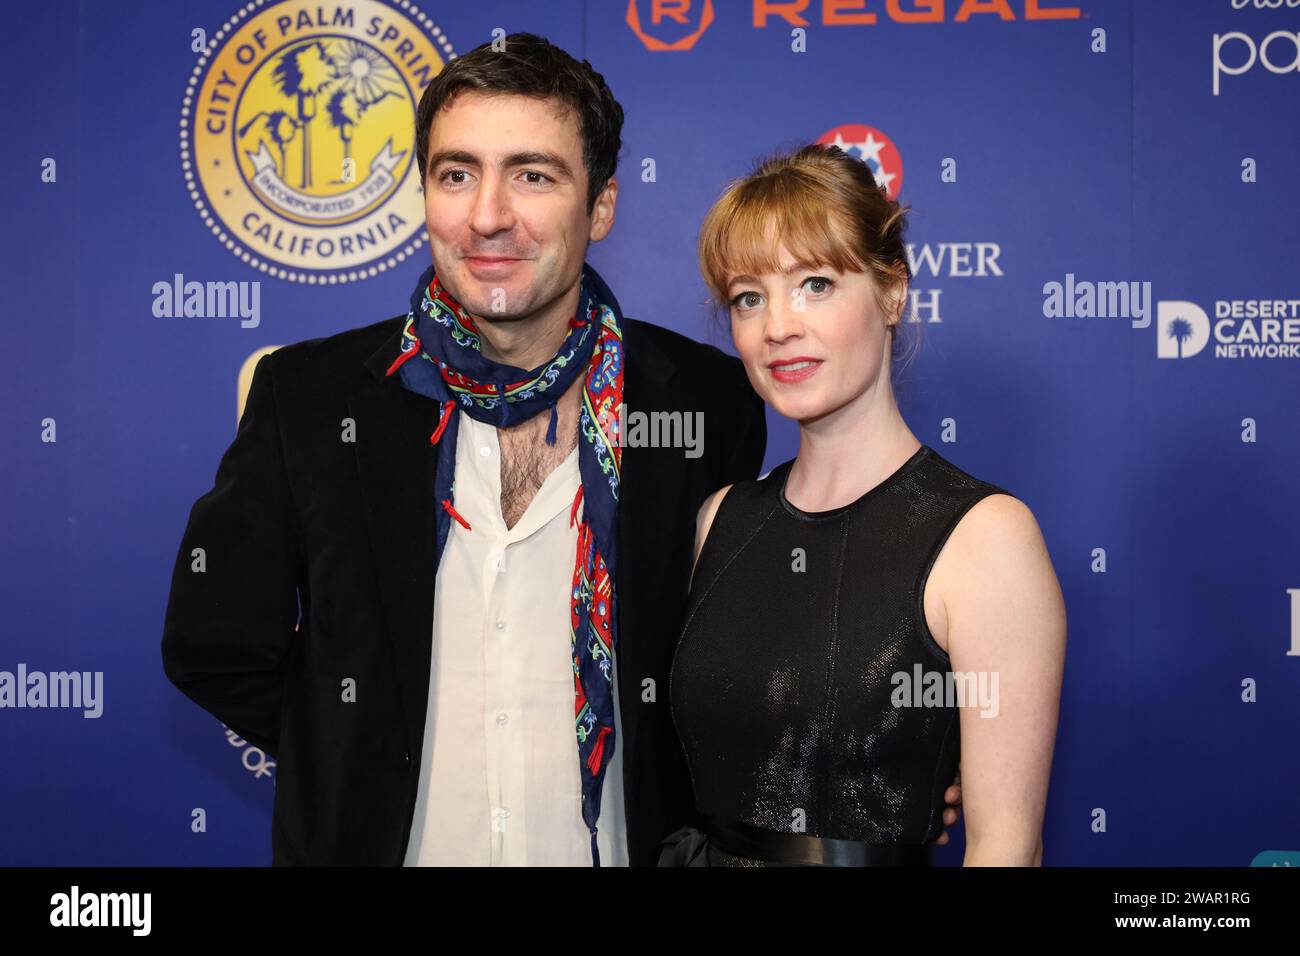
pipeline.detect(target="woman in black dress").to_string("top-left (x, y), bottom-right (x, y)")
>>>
top-left (660, 144), bottom-right (1066, 866)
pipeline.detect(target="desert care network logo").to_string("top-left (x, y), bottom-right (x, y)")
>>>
top-left (181, 0), bottom-right (457, 283)
top-left (625, 0), bottom-right (1082, 49)
top-left (0, 664), bottom-right (103, 717)
top-left (1155, 298), bottom-right (1300, 360)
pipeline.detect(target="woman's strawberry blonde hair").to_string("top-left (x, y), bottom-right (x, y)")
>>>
top-left (698, 143), bottom-right (920, 374)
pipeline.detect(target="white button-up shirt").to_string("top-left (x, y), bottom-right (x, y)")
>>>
top-left (403, 410), bottom-right (628, 866)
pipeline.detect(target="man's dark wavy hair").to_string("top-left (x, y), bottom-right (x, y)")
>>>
top-left (414, 32), bottom-right (624, 215)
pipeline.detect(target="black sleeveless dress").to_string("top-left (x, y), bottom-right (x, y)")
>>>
top-left (661, 444), bottom-right (1015, 866)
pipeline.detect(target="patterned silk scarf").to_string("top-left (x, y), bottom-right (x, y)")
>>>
top-left (386, 261), bottom-right (625, 865)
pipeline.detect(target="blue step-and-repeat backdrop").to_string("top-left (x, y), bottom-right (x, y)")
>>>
top-left (1, 0), bottom-right (1297, 866)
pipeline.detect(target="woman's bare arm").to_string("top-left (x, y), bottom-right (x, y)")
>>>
top-left (942, 494), bottom-right (1067, 866)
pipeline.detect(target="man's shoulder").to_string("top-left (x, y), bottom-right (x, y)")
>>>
top-left (622, 318), bottom-right (762, 428)
top-left (263, 314), bottom-right (404, 385)
top-left (623, 317), bottom-right (766, 483)
top-left (622, 317), bottom-right (750, 388)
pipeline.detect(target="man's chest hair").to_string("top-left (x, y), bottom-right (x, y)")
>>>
top-left (494, 383), bottom-right (582, 530)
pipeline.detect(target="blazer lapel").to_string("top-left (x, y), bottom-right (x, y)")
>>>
top-left (353, 324), bottom-right (441, 759)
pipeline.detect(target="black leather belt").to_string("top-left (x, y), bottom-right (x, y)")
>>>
top-left (698, 813), bottom-right (932, 867)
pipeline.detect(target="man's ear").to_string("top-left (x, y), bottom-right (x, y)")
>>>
top-left (589, 177), bottom-right (618, 242)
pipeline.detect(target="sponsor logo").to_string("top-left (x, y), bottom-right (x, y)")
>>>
top-left (628, 0), bottom-right (1082, 49)
top-left (626, 0), bottom-right (715, 50)
top-left (817, 122), bottom-right (903, 199)
top-left (1212, 29), bottom-right (1300, 95)
top-left (1156, 299), bottom-right (1300, 359)
top-left (751, 0), bottom-right (1081, 28)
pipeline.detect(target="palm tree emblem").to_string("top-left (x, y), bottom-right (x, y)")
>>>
top-left (1165, 315), bottom-right (1194, 359)
top-left (235, 110), bottom-right (300, 180)
top-left (270, 41), bottom-right (336, 189)
top-left (240, 39), bottom-right (404, 192)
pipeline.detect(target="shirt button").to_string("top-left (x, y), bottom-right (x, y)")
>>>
top-left (495, 621), bottom-right (506, 631)
top-left (479, 445), bottom-right (492, 457)
top-left (496, 713), bottom-right (509, 726)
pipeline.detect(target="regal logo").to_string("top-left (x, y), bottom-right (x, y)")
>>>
top-left (181, 0), bottom-right (457, 283)
top-left (626, 0), bottom-right (715, 50)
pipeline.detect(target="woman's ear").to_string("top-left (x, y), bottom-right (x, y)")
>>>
top-left (884, 269), bottom-right (909, 328)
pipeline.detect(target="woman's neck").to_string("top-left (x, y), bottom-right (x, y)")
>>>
top-left (786, 387), bottom-right (920, 512)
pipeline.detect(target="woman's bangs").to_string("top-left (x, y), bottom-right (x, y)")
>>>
top-left (709, 188), bottom-right (863, 299)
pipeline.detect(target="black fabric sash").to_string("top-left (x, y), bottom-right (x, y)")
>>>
top-left (676, 814), bottom-right (933, 867)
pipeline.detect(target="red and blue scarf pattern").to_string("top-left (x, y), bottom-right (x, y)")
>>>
top-left (385, 262), bottom-right (624, 865)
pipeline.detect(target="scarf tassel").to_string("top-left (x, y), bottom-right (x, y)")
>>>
top-left (428, 399), bottom-right (456, 446)
top-left (569, 485), bottom-right (584, 528)
top-left (441, 499), bottom-right (471, 531)
top-left (385, 343), bottom-right (419, 377)
top-left (544, 400), bottom-right (559, 445)
top-left (586, 725), bottom-right (611, 775)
